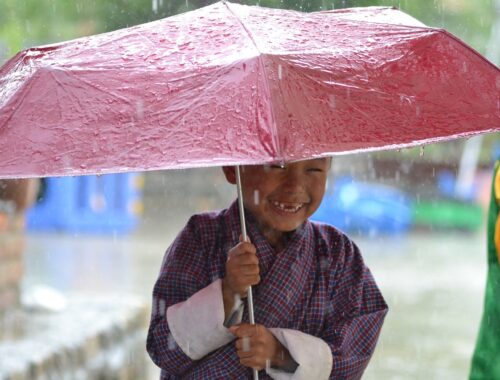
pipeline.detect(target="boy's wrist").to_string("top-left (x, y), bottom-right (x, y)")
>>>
top-left (221, 278), bottom-right (235, 319)
top-left (270, 341), bottom-right (296, 371)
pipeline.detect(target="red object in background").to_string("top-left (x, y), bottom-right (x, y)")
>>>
top-left (0, 2), bottom-right (499, 178)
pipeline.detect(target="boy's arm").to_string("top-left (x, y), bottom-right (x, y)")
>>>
top-left (267, 236), bottom-right (387, 380)
top-left (146, 217), bottom-right (235, 376)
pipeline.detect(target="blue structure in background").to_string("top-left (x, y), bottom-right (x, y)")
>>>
top-left (27, 173), bottom-right (143, 233)
top-left (311, 176), bottom-right (413, 235)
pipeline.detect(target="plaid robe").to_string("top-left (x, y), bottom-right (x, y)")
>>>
top-left (147, 201), bottom-right (387, 379)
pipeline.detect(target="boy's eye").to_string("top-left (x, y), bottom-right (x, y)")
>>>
top-left (307, 167), bottom-right (324, 173)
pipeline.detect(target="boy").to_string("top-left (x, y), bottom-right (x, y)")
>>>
top-left (147, 158), bottom-right (387, 379)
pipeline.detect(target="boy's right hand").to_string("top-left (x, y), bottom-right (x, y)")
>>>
top-left (222, 240), bottom-right (260, 317)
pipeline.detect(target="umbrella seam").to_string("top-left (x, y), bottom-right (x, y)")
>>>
top-left (222, 1), bottom-right (282, 161)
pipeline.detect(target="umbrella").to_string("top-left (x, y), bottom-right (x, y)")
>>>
top-left (0, 1), bottom-right (499, 179)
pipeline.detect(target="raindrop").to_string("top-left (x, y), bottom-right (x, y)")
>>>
top-left (242, 336), bottom-right (250, 352)
top-left (159, 299), bottom-right (166, 316)
top-left (253, 190), bottom-right (260, 205)
top-left (152, 0), bottom-right (158, 13)
top-left (328, 94), bottom-right (336, 109)
top-left (419, 145), bottom-right (425, 157)
top-left (168, 333), bottom-right (177, 350)
top-left (136, 101), bottom-right (144, 120)
top-left (278, 64), bottom-right (283, 80)
top-left (325, 302), bottom-right (334, 316)
top-left (320, 257), bottom-right (329, 270)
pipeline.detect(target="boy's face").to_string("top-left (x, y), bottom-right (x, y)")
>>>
top-left (224, 158), bottom-right (330, 234)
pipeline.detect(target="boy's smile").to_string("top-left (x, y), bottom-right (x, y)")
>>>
top-left (223, 158), bottom-right (330, 249)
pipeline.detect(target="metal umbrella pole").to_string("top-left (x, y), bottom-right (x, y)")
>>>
top-left (235, 165), bottom-right (259, 380)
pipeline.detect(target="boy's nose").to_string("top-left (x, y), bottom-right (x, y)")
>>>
top-left (282, 170), bottom-right (305, 193)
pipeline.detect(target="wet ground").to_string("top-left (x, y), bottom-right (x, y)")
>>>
top-left (20, 217), bottom-right (486, 380)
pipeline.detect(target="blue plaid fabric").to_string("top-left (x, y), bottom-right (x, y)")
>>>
top-left (147, 200), bottom-right (387, 379)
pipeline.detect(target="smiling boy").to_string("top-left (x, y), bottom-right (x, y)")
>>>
top-left (147, 158), bottom-right (388, 379)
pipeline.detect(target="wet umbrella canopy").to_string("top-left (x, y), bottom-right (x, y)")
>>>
top-left (0, 1), bottom-right (499, 179)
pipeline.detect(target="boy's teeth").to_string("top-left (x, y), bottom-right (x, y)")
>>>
top-left (272, 201), bottom-right (303, 212)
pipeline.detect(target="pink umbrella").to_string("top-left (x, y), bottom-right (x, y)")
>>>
top-left (0, 1), bottom-right (499, 179)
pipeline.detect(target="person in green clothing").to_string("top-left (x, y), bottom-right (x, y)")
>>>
top-left (470, 159), bottom-right (500, 379)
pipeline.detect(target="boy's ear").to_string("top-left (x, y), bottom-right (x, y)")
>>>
top-left (222, 166), bottom-right (237, 185)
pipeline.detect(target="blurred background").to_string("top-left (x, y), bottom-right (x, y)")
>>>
top-left (0, 0), bottom-right (499, 379)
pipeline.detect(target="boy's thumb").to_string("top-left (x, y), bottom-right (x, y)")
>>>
top-left (239, 234), bottom-right (251, 243)
top-left (229, 326), bottom-right (238, 334)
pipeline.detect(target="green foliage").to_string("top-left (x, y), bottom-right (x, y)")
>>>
top-left (0, 0), bottom-right (496, 59)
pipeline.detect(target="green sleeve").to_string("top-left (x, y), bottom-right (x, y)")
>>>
top-left (469, 160), bottom-right (500, 379)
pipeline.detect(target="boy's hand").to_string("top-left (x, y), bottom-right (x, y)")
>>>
top-left (229, 323), bottom-right (293, 371)
top-left (222, 240), bottom-right (260, 318)
top-left (223, 240), bottom-right (260, 298)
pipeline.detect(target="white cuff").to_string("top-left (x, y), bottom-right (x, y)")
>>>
top-left (267, 328), bottom-right (333, 380)
top-left (166, 279), bottom-right (235, 360)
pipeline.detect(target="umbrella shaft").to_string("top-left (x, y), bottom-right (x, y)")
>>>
top-left (235, 165), bottom-right (259, 380)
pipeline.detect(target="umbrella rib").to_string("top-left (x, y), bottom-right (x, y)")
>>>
top-left (223, 2), bottom-right (282, 160)
top-left (68, 72), bottom-right (134, 105)
top-left (0, 72), bottom-right (38, 131)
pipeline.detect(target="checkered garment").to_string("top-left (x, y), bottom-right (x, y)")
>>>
top-left (147, 201), bottom-right (387, 379)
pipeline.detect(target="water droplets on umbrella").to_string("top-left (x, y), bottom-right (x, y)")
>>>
top-left (462, 62), bottom-right (468, 73)
top-left (135, 101), bottom-right (144, 120)
top-left (328, 94), bottom-right (336, 109)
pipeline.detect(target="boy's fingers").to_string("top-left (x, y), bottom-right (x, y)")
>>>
top-left (232, 255), bottom-right (259, 265)
top-left (239, 265), bottom-right (259, 275)
top-left (232, 242), bottom-right (257, 255)
top-left (228, 254), bottom-right (259, 267)
top-left (239, 234), bottom-right (252, 243)
top-left (232, 323), bottom-right (258, 338)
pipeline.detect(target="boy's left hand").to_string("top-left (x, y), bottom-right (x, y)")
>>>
top-left (229, 323), bottom-right (291, 371)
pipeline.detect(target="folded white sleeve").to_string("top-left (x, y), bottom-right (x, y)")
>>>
top-left (166, 279), bottom-right (238, 360)
top-left (266, 328), bottom-right (333, 380)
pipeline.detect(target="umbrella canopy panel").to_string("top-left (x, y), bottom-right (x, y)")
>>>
top-left (0, 1), bottom-right (499, 178)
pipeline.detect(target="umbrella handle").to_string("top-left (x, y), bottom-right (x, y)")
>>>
top-left (235, 165), bottom-right (259, 380)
